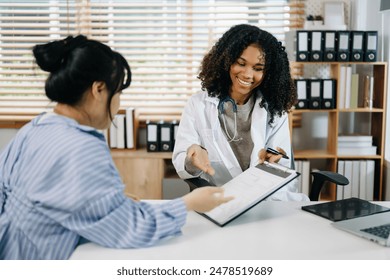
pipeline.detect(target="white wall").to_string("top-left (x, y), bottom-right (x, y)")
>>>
top-left (379, 3), bottom-right (390, 200)
top-left (381, 9), bottom-right (390, 162)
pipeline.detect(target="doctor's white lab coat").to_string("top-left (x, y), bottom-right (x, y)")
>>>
top-left (172, 92), bottom-right (309, 201)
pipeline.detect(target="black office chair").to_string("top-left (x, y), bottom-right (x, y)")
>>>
top-left (184, 170), bottom-right (349, 201)
top-left (308, 170), bottom-right (349, 201)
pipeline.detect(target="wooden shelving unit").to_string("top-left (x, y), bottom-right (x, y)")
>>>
top-left (291, 61), bottom-right (387, 200)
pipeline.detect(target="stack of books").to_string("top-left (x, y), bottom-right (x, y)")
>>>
top-left (338, 65), bottom-right (374, 110)
top-left (108, 107), bottom-right (138, 149)
top-left (337, 135), bottom-right (377, 156)
top-left (337, 160), bottom-right (375, 200)
top-left (294, 160), bottom-right (311, 196)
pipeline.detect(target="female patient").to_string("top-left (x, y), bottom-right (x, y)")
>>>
top-left (0, 35), bottom-right (232, 259)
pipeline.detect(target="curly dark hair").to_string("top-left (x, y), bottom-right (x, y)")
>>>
top-left (198, 24), bottom-right (296, 124)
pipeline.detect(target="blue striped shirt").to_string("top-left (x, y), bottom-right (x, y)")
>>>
top-left (0, 113), bottom-right (187, 259)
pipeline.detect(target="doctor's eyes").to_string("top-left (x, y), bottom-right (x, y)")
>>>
top-left (236, 62), bottom-right (264, 72)
top-left (235, 59), bottom-right (264, 72)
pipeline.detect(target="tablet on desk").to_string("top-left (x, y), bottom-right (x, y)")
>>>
top-left (200, 162), bottom-right (300, 227)
top-left (302, 197), bottom-right (390, 222)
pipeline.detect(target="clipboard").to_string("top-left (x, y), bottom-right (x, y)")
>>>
top-left (301, 197), bottom-right (390, 222)
top-left (200, 162), bottom-right (300, 227)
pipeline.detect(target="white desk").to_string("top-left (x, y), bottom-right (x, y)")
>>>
top-left (70, 201), bottom-right (390, 260)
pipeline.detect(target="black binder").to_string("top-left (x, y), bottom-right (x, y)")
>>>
top-left (321, 79), bottom-right (336, 109)
top-left (309, 79), bottom-right (322, 109)
top-left (296, 30), bottom-right (310, 62)
top-left (351, 31), bottom-right (364, 61)
top-left (323, 31), bottom-right (337, 61)
top-left (158, 121), bottom-right (173, 152)
top-left (171, 120), bottom-right (179, 151)
top-left (364, 31), bottom-right (378, 62)
top-left (295, 79), bottom-right (309, 109)
top-left (146, 121), bottom-right (159, 152)
top-left (336, 31), bottom-right (350, 62)
top-left (310, 31), bottom-right (324, 61)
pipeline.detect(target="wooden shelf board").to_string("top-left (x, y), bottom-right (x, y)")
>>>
top-left (294, 150), bottom-right (336, 159)
top-left (110, 148), bottom-right (172, 159)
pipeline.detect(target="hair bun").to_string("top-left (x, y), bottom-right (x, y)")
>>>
top-left (63, 35), bottom-right (88, 54)
top-left (33, 35), bottom-right (88, 72)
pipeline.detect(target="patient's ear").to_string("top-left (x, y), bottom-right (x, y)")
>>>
top-left (91, 81), bottom-right (107, 101)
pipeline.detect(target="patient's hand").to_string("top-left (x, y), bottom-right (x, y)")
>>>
top-left (182, 187), bottom-right (234, 213)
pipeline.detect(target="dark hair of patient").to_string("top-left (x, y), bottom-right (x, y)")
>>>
top-left (33, 35), bottom-right (131, 118)
top-left (198, 24), bottom-right (296, 124)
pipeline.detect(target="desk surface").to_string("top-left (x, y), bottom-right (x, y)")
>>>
top-left (70, 201), bottom-right (390, 260)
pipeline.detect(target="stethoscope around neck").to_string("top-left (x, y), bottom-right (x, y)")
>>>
top-left (218, 96), bottom-right (242, 142)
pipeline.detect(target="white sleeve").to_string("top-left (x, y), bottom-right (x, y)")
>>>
top-left (172, 96), bottom-right (203, 179)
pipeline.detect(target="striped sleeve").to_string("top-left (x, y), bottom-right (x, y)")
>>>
top-left (29, 128), bottom-right (187, 248)
top-left (65, 194), bottom-right (187, 248)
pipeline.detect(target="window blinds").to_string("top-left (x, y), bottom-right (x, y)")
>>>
top-left (0, 0), bottom-right (305, 123)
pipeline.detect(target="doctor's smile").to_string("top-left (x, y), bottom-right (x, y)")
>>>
top-left (236, 77), bottom-right (252, 87)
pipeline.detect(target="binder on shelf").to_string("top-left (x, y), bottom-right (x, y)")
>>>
top-left (296, 30), bottom-right (310, 62)
top-left (351, 161), bottom-right (360, 198)
top-left (171, 120), bottom-right (179, 151)
top-left (323, 31), bottom-right (337, 61)
top-left (125, 107), bottom-right (136, 149)
top-left (359, 160), bottom-right (367, 200)
top-left (343, 161), bottom-right (353, 199)
top-left (295, 79), bottom-right (309, 109)
top-left (158, 121), bottom-right (173, 152)
top-left (351, 31), bottom-right (364, 62)
top-left (344, 66), bottom-right (352, 109)
top-left (365, 160), bottom-right (375, 200)
top-left (309, 79), bottom-right (322, 109)
top-left (338, 65), bottom-right (347, 109)
top-left (350, 73), bottom-right (359, 109)
top-left (310, 31), bottom-right (324, 62)
top-left (115, 114), bottom-right (126, 149)
top-left (364, 31), bottom-right (378, 62)
top-left (146, 121), bottom-right (159, 152)
top-left (363, 75), bottom-right (374, 109)
top-left (321, 79), bottom-right (336, 109)
top-left (337, 160), bottom-right (344, 200)
top-left (336, 31), bottom-right (350, 62)
top-left (109, 116), bottom-right (118, 148)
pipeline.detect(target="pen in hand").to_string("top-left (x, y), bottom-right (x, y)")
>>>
top-left (266, 147), bottom-right (289, 159)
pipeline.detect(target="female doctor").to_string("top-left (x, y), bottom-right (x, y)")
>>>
top-left (172, 24), bottom-right (308, 201)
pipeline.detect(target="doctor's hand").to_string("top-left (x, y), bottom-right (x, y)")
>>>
top-left (257, 147), bottom-right (286, 164)
top-left (182, 187), bottom-right (234, 213)
top-left (186, 144), bottom-right (215, 176)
